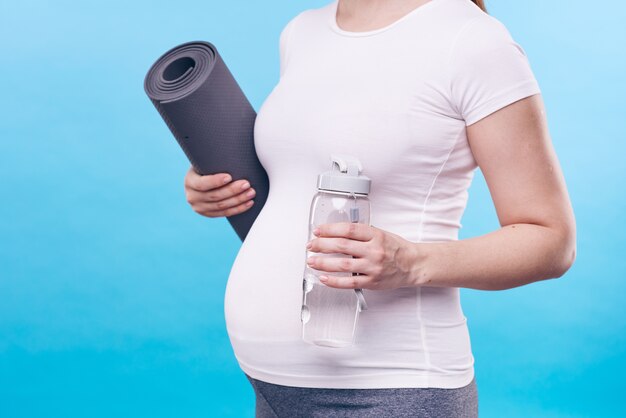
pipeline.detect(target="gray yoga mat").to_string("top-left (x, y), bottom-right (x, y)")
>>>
top-left (144, 41), bottom-right (268, 242)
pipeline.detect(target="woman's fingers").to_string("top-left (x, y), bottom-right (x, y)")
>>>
top-left (307, 254), bottom-right (372, 275)
top-left (183, 167), bottom-right (256, 218)
top-left (307, 237), bottom-right (368, 258)
top-left (186, 178), bottom-right (252, 204)
top-left (184, 167), bottom-right (231, 192)
top-left (319, 274), bottom-right (370, 290)
top-left (195, 188), bottom-right (256, 217)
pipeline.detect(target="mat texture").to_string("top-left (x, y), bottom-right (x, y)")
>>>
top-left (144, 41), bottom-right (268, 241)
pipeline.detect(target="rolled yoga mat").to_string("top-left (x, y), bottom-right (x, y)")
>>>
top-left (144, 41), bottom-right (268, 242)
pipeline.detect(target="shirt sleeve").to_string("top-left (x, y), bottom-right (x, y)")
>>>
top-left (449, 15), bottom-right (541, 126)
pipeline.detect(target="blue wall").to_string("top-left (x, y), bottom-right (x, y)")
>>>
top-left (0, 1), bottom-right (624, 417)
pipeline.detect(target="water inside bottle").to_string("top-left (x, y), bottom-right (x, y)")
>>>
top-left (302, 278), bottom-right (359, 347)
top-left (300, 193), bottom-right (366, 348)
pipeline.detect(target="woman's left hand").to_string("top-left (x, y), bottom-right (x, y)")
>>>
top-left (305, 222), bottom-right (423, 290)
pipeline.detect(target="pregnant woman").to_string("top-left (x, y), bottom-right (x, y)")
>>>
top-left (184, 0), bottom-right (576, 416)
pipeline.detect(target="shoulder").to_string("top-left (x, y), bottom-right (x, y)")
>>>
top-left (446, 6), bottom-right (521, 59)
top-left (279, 2), bottom-right (333, 37)
top-left (393, 0), bottom-right (519, 60)
top-left (279, 10), bottom-right (309, 56)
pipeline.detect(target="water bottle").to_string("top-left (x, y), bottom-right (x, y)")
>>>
top-left (301, 154), bottom-right (371, 348)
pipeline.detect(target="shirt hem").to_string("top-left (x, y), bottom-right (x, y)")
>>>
top-left (464, 79), bottom-right (541, 126)
top-left (237, 359), bottom-right (475, 389)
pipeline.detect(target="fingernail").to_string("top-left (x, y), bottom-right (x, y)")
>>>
top-left (240, 181), bottom-right (250, 190)
top-left (313, 228), bottom-right (320, 236)
top-left (246, 189), bottom-right (256, 198)
top-left (307, 257), bottom-right (315, 265)
top-left (319, 276), bottom-right (328, 282)
top-left (305, 241), bottom-right (312, 250)
top-left (223, 175), bottom-right (231, 184)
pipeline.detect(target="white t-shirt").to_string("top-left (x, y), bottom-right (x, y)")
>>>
top-left (224, 0), bottom-right (541, 389)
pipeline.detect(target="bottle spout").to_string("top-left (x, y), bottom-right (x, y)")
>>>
top-left (330, 154), bottom-right (363, 177)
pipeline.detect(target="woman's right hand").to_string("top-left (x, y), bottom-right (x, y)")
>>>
top-left (184, 166), bottom-right (256, 218)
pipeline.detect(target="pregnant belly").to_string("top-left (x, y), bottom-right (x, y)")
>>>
top-left (222, 183), bottom-right (474, 383)
top-left (224, 200), bottom-right (310, 341)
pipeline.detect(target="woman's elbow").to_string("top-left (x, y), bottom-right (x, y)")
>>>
top-left (553, 224), bottom-right (577, 278)
top-left (555, 244), bottom-right (576, 278)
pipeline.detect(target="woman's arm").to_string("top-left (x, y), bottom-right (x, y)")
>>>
top-left (306, 93), bottom-right (576, 291)
top-left (408, 93), bottom-right (576, 290)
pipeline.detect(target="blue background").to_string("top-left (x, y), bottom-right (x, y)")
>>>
top-left (1, 0), bottom-right (624, 417)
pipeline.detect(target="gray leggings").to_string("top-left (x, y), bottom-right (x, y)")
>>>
top-left (245, 373), bottom-right (478, 418)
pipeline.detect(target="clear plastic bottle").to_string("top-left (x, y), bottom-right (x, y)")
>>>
top-left (301, 154), bottom-right (371, 348)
